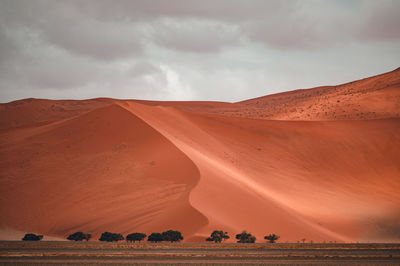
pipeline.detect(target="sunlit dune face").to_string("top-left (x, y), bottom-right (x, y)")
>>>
top-left (0, 69), bottom-right (399, 243)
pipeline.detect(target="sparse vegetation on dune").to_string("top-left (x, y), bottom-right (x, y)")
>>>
top-left (22, 234), bottom-right (43, 241)
top-left (235, 231), bottom-right (256, 243)
top-left (126, 233), bottom-right (146, 243)
top-left (147, 233), bottom-right (163, 243)
top-left (206, 230), bottom-right (230, 243)
top-left (67, 232), bottom-right (91, 241)
top-left (264, 234), bottom-right (280, 243)
top-left (99, 232), bottom-right (124, 242)
top-left (161, 230), bottom-right (183, 242)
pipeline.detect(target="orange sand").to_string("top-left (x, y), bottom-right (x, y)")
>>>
top-left (0, 68), bottom-right (399, 242)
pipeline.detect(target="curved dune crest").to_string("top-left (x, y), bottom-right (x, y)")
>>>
top-left (125, 102), bottom-right (400, 243)
top-left (0, 104), bottom-right (207, 240)
top-left (1, 68), bottom-right (400, 242)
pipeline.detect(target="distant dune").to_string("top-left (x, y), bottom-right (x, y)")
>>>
top-left (1, 68), bottom-right (399, 242)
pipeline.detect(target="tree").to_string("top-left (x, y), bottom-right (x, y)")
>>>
top-left (264, 234), bottom-right (280, 243)
top-left (22, 233), bottom-right (43, 241)
top-left (161, 230), bottom-right (183, 242)
top-left (301, 238), bottom-right (306, 243)
top-left (67, 232), bottom-right (92, 241)
top-left (99, 232), bottom-right (124, 242)
top-left (148, 233), bottom-right (163, 242)
top-left (126, 233), bottom-right (147, 243)
top-left (206, 230), bottom-right (230, 243)
top-left (235, 231), bottom-right (256, 243)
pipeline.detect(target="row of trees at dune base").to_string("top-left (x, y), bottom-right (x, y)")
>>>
top-left (206, 231), bottom-right (280, 243)
top-left (22, 230), bottom-right (280, 243)
top-left (66, 230), bottom-right (183, 243)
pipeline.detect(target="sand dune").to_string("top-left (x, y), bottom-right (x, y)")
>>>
top-left (235, 67), bottom-right (400, 121)
top-left (0, 104), bottom-right (207, 240)
top-left (0, 68), bottom-right (399, 242)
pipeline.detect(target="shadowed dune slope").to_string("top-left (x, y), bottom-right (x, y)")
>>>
top-left (0, 104), bottom-right (207, 240)
top-left (0, 98), bottom-right (112, 131)
top-left (125, 102), bottom-right (400, 243)
top-left (0, 68), bottom-right (399, 242)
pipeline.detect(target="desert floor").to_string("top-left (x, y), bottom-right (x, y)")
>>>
top-left (0, 241), bottom-right (399, 265)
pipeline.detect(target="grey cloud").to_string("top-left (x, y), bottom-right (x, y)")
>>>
top-left (357, 1), bottom-right (400, 41)
top-left (128, 62), bottom-right (162, 78)
top-left (151, 19), bottom-right (242, 53)
top-left (0, 27), bottom-right (17, 63)
top-left (243, 0), bottom-right (400, 50)
top-left (0, 0), bottom-right (399, 103)
top-left (75, 0), bottom-right (282, 22)
top-left (0, 0), bottom-right (144, 61)
top-left (38, 19), bottom-right (144, 61)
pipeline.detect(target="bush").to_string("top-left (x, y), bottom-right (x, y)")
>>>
top-left (126, 233), bottom-right (146, 242)
top-left (161, 230), bottom-right (183, 242)
top-left (99, 232), bottom-right (124, 242)
top-left (67, 232), bottom-right (92, 241)
top-left (264, 234), bottom-right (280, 243)
top-left (235, 231), bottom-right (256, 243)
top-left (205, 230), bottom-right (230, 243)
top-left (22, 233), bottom-right (43, 241)
top-left (148, 233), bottom-right (163, 242)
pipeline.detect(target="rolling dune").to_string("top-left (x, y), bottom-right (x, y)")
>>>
top-left (0, 104), bottom-right (207, 240)
top-left (0, 68), bottom-right (399, 242)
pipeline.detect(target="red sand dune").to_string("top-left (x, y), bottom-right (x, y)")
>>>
top-left (0, 68), bottom-right (399, 242)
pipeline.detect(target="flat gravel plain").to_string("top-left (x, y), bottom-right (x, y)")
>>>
top-left (1, 242), bottom-right (399, 265)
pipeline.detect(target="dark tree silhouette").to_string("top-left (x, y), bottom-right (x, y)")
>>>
top-left (67, 232), bottom-right (92, 241)
top-left (99, 232), bottom-right (124, 242)
top-left (205, 230), bottom-right (230, 243)
top-left (22, 233), bottom-right (43, 241)
top-left (85, 233), bottom-right (92, 241)
top-left (161, 230), bottom-right (183, 242)
top-left (264, 234), bottom-right (280, 243)
top-left (235, 231), bottom-right (256, 243)
top-left (126, 233), bottom-right (147, 243)
top-left (148, 233), bottom-right (163, 242)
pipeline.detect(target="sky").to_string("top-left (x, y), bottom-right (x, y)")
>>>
top-left (0, 0), bottom-right (399, 103)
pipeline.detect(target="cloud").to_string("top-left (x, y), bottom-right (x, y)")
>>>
top-left (357, 0), bottom-right (400, 41)
top-left (0, 0), bottom-right (145, 61)
top-left (150, 18), bottom-right (242, 53)
top-left (0, 0), bottom-right (399, 103)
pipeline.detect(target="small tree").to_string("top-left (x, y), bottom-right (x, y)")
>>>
top-left (235, 231), bottom-right (256, 243)
top-left (22, 233), bottom-right (43, 241)
top-left (99, 232), bottom-right (124, 242)
top-left (161, 230), bottom-right (183, 242)
top-left (206, 230), bottom-right (230, 243)
top-left (126, 233), bottom-right (147, 243)
top-left (148, 233), bottom-right (163, 242)
top-left (264, 234), bottom-right (280, 243)
top-left (67, 232), bottom-right (92, 241)
top-left (301, 238), bottom-right (306, 243)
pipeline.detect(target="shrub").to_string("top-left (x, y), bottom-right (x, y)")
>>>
top-left (67, 232), bottom-right (92, 241)
top-left (99, 232), bottom-right (124, 242)
top-left (205, 230), bottom-right (230, 243)
top-left (235, 231), bottom-right (256, 243)
top-left (22, 233), bottom-right (43, 241)
top-left (264, 234), bottom-right (280, 243)
top-left (148, 233), bottom-right (163, 242)
top-left (126, 233), bottom-right (147, 242)
top-left (161, 230), bottom-right (183, 242)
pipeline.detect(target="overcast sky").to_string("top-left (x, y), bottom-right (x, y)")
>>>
top-left (0, 0), bottom-right (399, 103)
